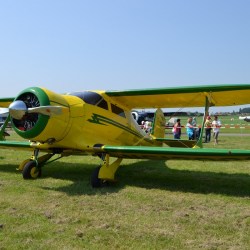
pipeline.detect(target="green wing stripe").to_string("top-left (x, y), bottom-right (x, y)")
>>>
top-left (0, 97), bottom-right (15, 102)
top-left (102, 145), bottom-right (250, 161)
top-left (106, 84), bottom-right (250, 96)
top-left (0, 141), bottom-right (33, 150)
top-left (105, 84), bottom-right (250, 109)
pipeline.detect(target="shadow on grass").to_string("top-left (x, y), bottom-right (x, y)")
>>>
top-left (0, 160), bottom-right (250, 197)
top-left (118, 161), bottom-right (250, 197)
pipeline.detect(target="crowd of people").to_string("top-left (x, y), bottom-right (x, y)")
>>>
top-left (172, 115), bottom-right (221, 145)
top-left (140, 115), bottom-right (222, 145)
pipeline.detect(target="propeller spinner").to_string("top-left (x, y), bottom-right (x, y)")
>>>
top-left (9, 100), bottom-right (27, 120)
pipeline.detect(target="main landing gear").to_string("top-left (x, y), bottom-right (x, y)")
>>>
top-left (91, 154), bottom-right (123, 188)
top-left (22, 160), bottom-right (41, 179)
top-left (18, 149), bottom-right (54, 179)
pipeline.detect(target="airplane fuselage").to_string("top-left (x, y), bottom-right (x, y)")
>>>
top-left (10, 87), bottom-right (159, 153)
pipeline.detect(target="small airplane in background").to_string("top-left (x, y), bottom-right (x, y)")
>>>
top-left (239, 116), bottom-right (250, 122)
top-left (1, 84), bottom-right (250, 187)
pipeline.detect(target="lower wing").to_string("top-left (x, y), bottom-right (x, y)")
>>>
top-left (2, 141), bottom-right (250, 162)
top-left (0, 141), bottom-right (33, 150)
top-left (95, 145), bottom-right (250, 161)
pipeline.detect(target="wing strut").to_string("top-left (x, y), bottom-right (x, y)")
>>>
top-left (195, 96), bottom-right (211, 148)
top-left (0, 115), bottom-right (10, 140)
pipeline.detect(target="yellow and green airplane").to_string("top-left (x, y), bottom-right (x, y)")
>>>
top-left (0, 84), bottom-right (250, 187)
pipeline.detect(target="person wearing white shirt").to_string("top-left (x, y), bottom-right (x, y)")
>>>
top-left (212, 115), bottom-right (221, 145)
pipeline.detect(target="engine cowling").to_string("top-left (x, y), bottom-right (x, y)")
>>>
top-left (11, 87), bottom-right (70, 143)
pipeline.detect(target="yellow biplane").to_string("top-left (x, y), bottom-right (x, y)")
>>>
top-left (0, 84), bottom-right (250, 187)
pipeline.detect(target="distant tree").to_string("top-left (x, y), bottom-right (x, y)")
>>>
top-left (241, 107), bottom-right (250, 113)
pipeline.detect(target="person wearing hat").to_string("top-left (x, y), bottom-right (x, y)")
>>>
top-left (212, 115), bottom-right (221, 145)
top-left (204, 115), bottom-right (212, 143)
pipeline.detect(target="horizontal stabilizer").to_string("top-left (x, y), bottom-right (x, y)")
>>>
top-left (154, 138), bottom-right (197, 148)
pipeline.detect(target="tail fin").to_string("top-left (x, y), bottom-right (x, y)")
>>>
top-left (151, 108), bottom-right (165, 138)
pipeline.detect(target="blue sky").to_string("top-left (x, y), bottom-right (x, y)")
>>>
top-left (1, 0), bottom-right (250, 111)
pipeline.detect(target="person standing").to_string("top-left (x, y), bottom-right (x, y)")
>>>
top-left (186, 117), bottom-right (194, 140)
top-left (204, 116), bottom-right (212, 143)
top-left (212, 115), bottom-right (221, 145)
top-left (173, 118), bottom-right (181, 139)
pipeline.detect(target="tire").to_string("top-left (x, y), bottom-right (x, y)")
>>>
top-left (22, 161), bottom-right (41, 179)
top-left (91, 166), bottom-right (108, 188)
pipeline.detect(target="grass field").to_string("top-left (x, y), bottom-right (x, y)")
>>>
top-left (0, 120), bottom-right (250, 249)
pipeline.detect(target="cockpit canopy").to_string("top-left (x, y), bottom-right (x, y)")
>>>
top-left (68, 91), bottom-right (108, 110)
top-left (68, 91), bottom-right (126, 118)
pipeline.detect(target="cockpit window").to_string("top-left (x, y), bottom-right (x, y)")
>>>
top-left (68, 91), bottom-right (108, 110)
top-left (97, 99), bottom-right (108, 109)
top-left (111, 104), bottom-right (126, 118)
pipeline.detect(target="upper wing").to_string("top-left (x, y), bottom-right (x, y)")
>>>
top-left (97, 145), bottom-right (250, 161)
top-left (105, 84), bottom-right (250, 109)
top-left (0, 97), bottom-right (15, 108)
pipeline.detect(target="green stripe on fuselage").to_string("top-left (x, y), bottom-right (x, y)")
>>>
top-left (88, 113), bottom-right (151, 142)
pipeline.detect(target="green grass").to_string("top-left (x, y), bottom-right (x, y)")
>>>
top-left (0, 129), bottom-right (250, 249)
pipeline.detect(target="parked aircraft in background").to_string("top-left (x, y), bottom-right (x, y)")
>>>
top-left (239, 116), bottom-right (250, 122)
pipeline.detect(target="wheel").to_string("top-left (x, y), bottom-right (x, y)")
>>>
top-left (22, 161), bottom-right (41, 179)
top-left (91, 166), bottom-right (108, 188)
top-left (18, 159), bottom-right (31, 171)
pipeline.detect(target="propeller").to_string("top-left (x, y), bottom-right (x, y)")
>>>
top-left (0, 100), bottom-right (68, 120)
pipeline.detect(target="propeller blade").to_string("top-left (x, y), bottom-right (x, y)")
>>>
top-left (6, 100), bottom-right (69, 120)
top-left (28, 106), bottom-right (68, 116)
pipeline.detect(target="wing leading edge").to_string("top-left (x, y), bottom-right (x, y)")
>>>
top-left (0, 141), bottom-right (33, 151)
top-left (105, 84), bottom-right (250, 109)
top-left (99, 145), bottom-right (250, 161)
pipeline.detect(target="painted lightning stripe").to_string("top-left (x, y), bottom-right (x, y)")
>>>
top-left (88, 113), bottom-right (151, 142)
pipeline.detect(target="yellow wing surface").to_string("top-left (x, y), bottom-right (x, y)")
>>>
top-left (0, 97), bottom-right (14, 108)
top-left (105, 84), bottom-right (250, 108)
